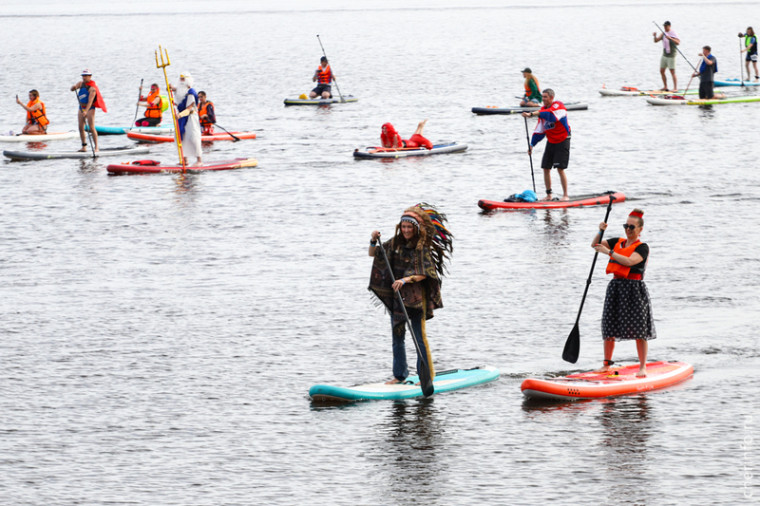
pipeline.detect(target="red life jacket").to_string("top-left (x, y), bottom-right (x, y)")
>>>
top-left (83, 80), bottom-right (108, 112)
top-left (524, 76), bottom-right (539, 94)
top-left (145, 90), bottom-right (162, 119)
top-left (606, 239), bottom-right (644, 280)
top-left (27, 98), bottom-right (49, 127)
top-left (316, 64), bottom-right (332, 84)
top-left (199, 101), bottom-right (214, 127)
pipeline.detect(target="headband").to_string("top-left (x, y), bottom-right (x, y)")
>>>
top-left (400, 215), bottom-right (420, 230)
top-left (629, 210), bottom-right (644, 218)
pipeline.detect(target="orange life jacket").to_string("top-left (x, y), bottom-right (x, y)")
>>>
top-left (199, 101), bottom-right (214, 127)
top-left (145, 90), bottom-right (162, 119)
top-left (606, 239), bottom-right (644, 280)
top-left (317, 64), bottom-right (332, 84)
top-left (26, 98), bottom-right (49, 127)
top-left (524, 76), bottom-right (539, 95)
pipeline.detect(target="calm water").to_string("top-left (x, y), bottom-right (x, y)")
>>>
top-left (1, 2), bottom-right (758, 505)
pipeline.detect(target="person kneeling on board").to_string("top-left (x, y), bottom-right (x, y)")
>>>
top-left (522, 89), bottom-right (571, 201)
top-left (16, 89), bottom-right (49, 135)
top-left (309, 56), bottom-right (333, 99)
top-left (520, 67), bottom-right (541, 107)
top-left (592, 209), bottom-right (656, 378)
top-left (135, 83), bottom-right (163, 127)
top-left (693, 45), bottom-right (720, 100)
top-left (368, 205), bottom-right (452, 385)
top-left (380, 120), bottom-right (433, 150)
top-left (197, 91), bottom-right (216, 135)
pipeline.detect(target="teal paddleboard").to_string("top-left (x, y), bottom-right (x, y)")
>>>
top-left (309, 365), bottom-right (500, 403)
top-left (86, 125), bottom-right (174, 135)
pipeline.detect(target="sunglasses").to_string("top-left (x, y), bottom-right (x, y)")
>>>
top-left (622, 224), bottom-right (638, 231)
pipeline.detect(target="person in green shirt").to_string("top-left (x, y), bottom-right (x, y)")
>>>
top-left (520, 68), bottom-right (541, 106)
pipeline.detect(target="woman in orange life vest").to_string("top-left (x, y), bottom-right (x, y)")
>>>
top-left (70, 69), bottom-right (107, 152)
top-left (381, 119), bottom-right (434, 150)
top-left (309, 56), bottom-right (333, 99)
top-left (135, 83), bottom-right (163, 127)
top-left (592, 208), bottom-right (656, 377)
top-left (198, 91), bottom-right (215, 135)
top-left (16, 89), bottom-right (49, 134)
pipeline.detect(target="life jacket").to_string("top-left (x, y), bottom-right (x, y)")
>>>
top-left (381, 123), bottom-right (402, 148)
top-left (199, 101), bottom-right (215, 127)
top-left (26, 98), bottom-right (49, 127)
top-left (145, 90), bottom-right (162, 119)
top-left (78, 80), bottom-right (108, 112)
top-left (606, 239), bottom-right (644, 280)
top-left (524, 76), bottom-right (540, 95)
top-left (317, 64), bottom-right (332, 85)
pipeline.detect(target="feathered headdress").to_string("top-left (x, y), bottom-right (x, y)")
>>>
top-left (394, 202), bottom-right (453, 276)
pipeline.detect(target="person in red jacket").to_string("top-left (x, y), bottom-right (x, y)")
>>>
top-left (198, 91), bottom-right (215, 135)
top-left (381, 120), bottom-right (433, 150)
top-left (135, 83), bottom-right (163, 127)
top-left (522, 89), bottom-right (571, 201)
top-left (309, 57), bottom-right (333, 99)
top-left (71, 69), bottom-right (107, 152)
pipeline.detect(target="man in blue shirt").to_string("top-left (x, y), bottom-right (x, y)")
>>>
top-left (693, 46), bottom-right (718, 99)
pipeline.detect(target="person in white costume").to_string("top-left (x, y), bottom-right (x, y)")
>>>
top-left (174, 72), bottom-right (202, 166)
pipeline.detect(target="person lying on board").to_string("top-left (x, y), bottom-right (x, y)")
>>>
top-left (520, 67), bottom-right (541, 106)
top-left (309, 56), bottom-right (333, 99)
top-left (135, 83), bottom-right (163, 127)
top-left (592, 209), bottom-right (655, 378)
top-left (16, 89), bottom-right (49, 135)
top-left (198, 91), bottom-right (215, 135)
top-left (381, 120), bottom-right (433, 150)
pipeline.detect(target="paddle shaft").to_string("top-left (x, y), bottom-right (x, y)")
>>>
top-left (374, 237), bottom-right (434, 397)
top-left (653, 22), bottom-right (698, 72)
top-left (682, 58), bottom-right (701, 97)
top-left (74, 89), bottom-right (96, 158)
top-left (133, 78), bottom-right (144, 125)
top-left (213, 123), bottom-right (240, 142)
top-left (316, 34), bottom-right (345, 103)
top-left (574, 196), bottom-right (615, 325)
top-left (740, 36), bottom-right (745, 85)
top-left (523, 116), bottom-right (537, 193)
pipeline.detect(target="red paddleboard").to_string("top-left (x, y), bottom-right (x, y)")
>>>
top-left (107, 158), bottom-right (258, 174)
top-left (126, 131), bottom-right (257, 143)
top-left (521, 361), bottom-right (693, 401)
top-left (478, 191), bottom-right (625, 211)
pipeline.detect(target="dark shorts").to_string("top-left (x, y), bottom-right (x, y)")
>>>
top-left (135, 117), bottom-right (161, 127)
top-left (311, 84), bottom-right (332, 96)
top-left (541, 138), bottom-right (570, 170)
top-left (699, 80), bottom-right (714, 99)
top-left (747, 53), bottom-right (758, 62)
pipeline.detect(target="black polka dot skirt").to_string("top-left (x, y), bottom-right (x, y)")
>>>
top-left (602, 278), bottom-right (657, 341)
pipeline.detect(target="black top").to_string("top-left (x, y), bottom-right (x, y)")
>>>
top-left (608, 237), bottom-right (649, 276)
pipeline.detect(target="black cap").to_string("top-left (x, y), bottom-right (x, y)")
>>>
top-left (663, 20), bottom-right (671, 26)
top-left (521, 67), bottom-right (532, 73)
top-left (320, 56), bottom-right (327, 62)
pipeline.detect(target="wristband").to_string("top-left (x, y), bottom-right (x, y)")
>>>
top-left (369, 240), bottom-right (377, 246)
top-left (609, 250), bottom-right (614, 257)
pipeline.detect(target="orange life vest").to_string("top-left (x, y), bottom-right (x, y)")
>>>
top-left (199, 101), bottom-right (214, 127)
top-left (317, 64), bottom-right (332, 84)
top-left (145, 90), bottom-right (162, 119)
top-left (524, 76), bottom-right (539, 95)
top-left (606, 239), bottom-right (644, 280)
top-left (26, 98), bottom-right (49, 128)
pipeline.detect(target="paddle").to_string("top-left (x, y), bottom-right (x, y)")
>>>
top-left (74, 89), bottom-right (96, 158)
top-left (523, 116), bottom-right (537, 193)
top-left (739, 34), bottom-right (745, 86)
top-left (653, 22), bottom-right (698, 73)
top-left (132, 78), bottom-right (144, 126)
top-left (681, 58), bottom-right (702, 98)
top-left (562, 194), bottom-right (616, 363)
top-left (214, 123), bottom-right (240, 142)
top-left (316, 34), bottom-right (345, 103)
top-left (374, 236), bottom-right (435, 397)
top-left (155, 45), bottom-right (186, 171)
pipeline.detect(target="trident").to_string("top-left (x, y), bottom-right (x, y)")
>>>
top-left (155, 45), bottom-right (185, 170)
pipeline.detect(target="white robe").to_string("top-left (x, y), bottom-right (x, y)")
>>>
top-left (177, 91), bottom-right (202, 161)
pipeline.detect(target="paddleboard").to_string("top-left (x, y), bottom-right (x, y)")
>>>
top-left (107, 158), bottom-right (258, 175)
top-left (86, 125), bottom-right (174, 135)
top-left (714, 78), bottom-right (760, 87)
top-left (309, 365), bottom-right (500, 403)
top-left (0, 131), bottom-right (78, 142)
top-left (353, 142), bottom-right (467, 159)
top-left (283, 95), bottom-right (358, 105)
top-left (471, 102), bottom-right (588, 115)
top-left (478, 191), bottom-right (625, 211)
top-left (3, 145), bottom-right (150, 161)
top-left (126, 131), bottom-right (256, 143)
top-left (646, 95), bottom-right (760, 106)
top-left (521, 361), bottom-right (693, 401)
top-left (599, 86), bottom-right (699, 96)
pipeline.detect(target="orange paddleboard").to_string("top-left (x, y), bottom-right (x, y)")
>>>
top-left (521, 361), bottom-right (693, 401)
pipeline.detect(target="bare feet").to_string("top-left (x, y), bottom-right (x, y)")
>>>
top-left (636, 368), bottom-right (647, 378)
top-left (594, 365), bottom-right (611, 373)
top-left (77, 146), bottom-right (87, 152)
top-left (540, 194), bottom-right (553, 201)
top-left (560, 195), bottom-right (570, 201)
top-left (385, 378), bottom-right (402, 385)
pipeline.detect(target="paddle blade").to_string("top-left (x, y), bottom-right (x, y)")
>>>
top-left (420, 371), bottom-right (435, 398)
top-left (562, 325), bottom-right (580, 363)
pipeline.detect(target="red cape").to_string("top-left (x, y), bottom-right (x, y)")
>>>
top-left (84, 80), bottom-right (108, 113)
